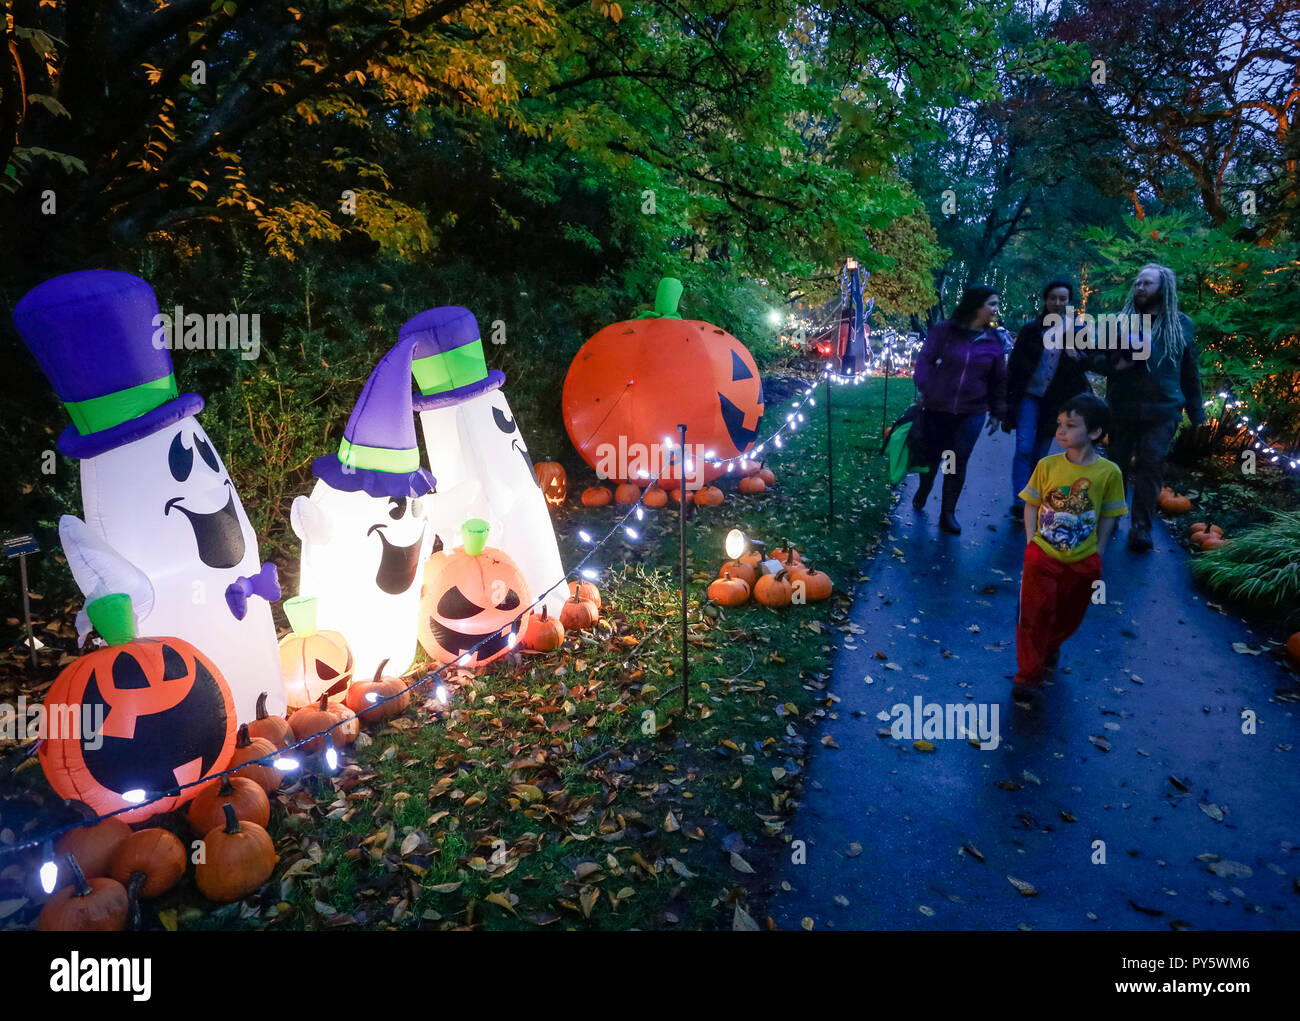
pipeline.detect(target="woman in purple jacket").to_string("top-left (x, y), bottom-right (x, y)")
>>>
top-left (911, 287), bottom-right (1009, 534)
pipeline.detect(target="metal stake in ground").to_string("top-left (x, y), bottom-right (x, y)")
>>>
top-left (678, 423), bottom-right (689, 712)
top-left (824, 372), bottom-right (834, 529)
top-left (4, 534), bottom-right (41, 675)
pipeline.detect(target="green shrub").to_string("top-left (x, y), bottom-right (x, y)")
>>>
top-left (1191, 510), bottom-right (1300, 629)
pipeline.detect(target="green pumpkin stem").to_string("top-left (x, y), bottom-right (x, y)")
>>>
top-left (86, 593), bottom-right (136, 647)
top-left (221, 802), bottom-right (242, 835)
top-left (283, 595), bottom-right (318, 637)
top-left (462, 519), bottom-right (490, 557)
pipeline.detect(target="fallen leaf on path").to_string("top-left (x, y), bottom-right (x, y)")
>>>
top-left (1007, 876), bottom-right (1038, 896)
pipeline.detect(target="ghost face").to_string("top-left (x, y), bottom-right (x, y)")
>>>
top-left (473, 390), bottom-right (540, 491)
top-left (81, 418), bottom-right (260, 580)
top-left (369, 495), bottom-right (429, 594)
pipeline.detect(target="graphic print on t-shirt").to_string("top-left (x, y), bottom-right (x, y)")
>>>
top-left (1038, 477), bottom-right (1096, 554)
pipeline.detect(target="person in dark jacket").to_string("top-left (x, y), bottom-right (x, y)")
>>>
top-left (1090, 263), bottom-right (1204, 552)
top-left (1005, 279), bottom-right (1093, 517)
top-left (911, 286), bottom-right (1009, 535)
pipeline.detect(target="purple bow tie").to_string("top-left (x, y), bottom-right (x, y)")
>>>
top-left (225, 562), bottom-right (281, 620)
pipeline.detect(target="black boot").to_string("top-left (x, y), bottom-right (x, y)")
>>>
top-left (912, 470), bottom-right (935, 511)
top-left (939, 474), bottom-right (962, 534)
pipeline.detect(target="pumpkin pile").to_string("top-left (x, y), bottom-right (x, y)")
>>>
top-left (706, 544), bottom-right (832, 610)
top-left (1187, 521), bottom-right (1226, 550)
top-left (1158, 487), bottom-right (1192, 515)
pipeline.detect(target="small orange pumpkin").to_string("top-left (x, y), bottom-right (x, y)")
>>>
top-left (1198, 534), bottom-right (1225, 550)
top-left (1286, 632), bottom-right (1300, 669)
top-left (694, 485), bottom-right (724, 506)
top-left (560, 593), bottom-right (599, 630)
top-left (230, 724), bottom-right (281, 792)
top-left (738, 476), bottom-right (767, 494)
top-left (568, 580), bottom-right (602, 608)
top-left (247, 691), bottom-right (294, 750)
top-left (108, 827), bottom-right (187, 901)
top-left (521, 606), bottom-right (566, 652)
top-left (708, 572), bottom-right (750, 606)
top-left (289, 694), bottom-right (345, 755)
top-left (54, 803), bottom-right (131, 879)
top-left (787, 563), bottom-right (832, 602)
top-left (1208, 524), bottom-right (1224, 537)
top-left (195, 803), bottom-right (278, 904)
top-left (614, 482), bottom-right (641, 504)
top-left (581, 486), bottom-right (612, 507)
top-left (278, 595), bottom-right (354, 711)
top-left (757, 467), bottom-right (776, 486)
top-left (344, 658), bottom-right (412, 726)
top-left (771, 545), bottom-right (804, 566)
top-left (642, 487), bottom-right (668, 508)
top-left (737, 459), bottom-right (761, 477)
top-left (37, 856), bottom-right (128, 932)
top-left (535, 460), bottom-right (567, 508)
top-left (718, 559), bottom-right (757, 589)
top-left (1158, 489), bottom-right (1192, 515)
top-left (754, 570), bottom-right (793, 608)
top-left (188, 775), bottom-right (270, 834)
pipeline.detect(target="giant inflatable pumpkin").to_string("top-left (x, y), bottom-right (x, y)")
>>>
top-left (38, 593), bottom-right (237, 824)
top-left (418, 520), bottom-right (532, 669)
top-left (562, 278), bottom-right (764, 485)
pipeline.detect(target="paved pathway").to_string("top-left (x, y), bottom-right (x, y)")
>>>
top-left (771, 428), bottom-right (1300, 931)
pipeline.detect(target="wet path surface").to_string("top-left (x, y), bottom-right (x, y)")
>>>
top-left (771, 429), bottom-right (1300, 931)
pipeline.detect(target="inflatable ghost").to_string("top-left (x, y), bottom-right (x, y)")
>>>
top-left (405, 307), bottom-right (568, 616)
top-left (291, 335), bottom-right (435, 682)
top-left (14, 270), bottom-right (284, 723)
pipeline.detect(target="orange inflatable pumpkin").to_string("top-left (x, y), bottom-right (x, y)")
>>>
top-left (278, 595), bottom-right (354, 711)
top-left (38, 594), bottom-right (237, 824)
top-left (418, 519), bottom-right (532, 668)
top-left (562, 278), bottom-right (764, 484)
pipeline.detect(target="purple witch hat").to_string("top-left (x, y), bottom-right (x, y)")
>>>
top-left (312, 334), bottom-right (437, 499)
top-left (404, 306), bottom-right (506, 411)
top-left (13, 270), bottom-right (205, 459)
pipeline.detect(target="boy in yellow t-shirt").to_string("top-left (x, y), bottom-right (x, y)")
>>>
top-left (1015, 393), bottom-right (1127, 687)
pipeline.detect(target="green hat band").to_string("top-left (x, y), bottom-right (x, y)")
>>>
top-left (63, 374), bottom-right (178, 436)
top-left (337, 436), bottom-right (421, 474)
top-left (412, 338), bottom-right (488, 396)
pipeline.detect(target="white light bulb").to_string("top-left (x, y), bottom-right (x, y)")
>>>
top-left (274, 756), bottom-right (301, 771)
top-left (507, 630), bottom-right (519, 648)
top-left (725, 528), bottom-right (746, 560)
top-left (808, 397), bottom-right (815, 406)
top-left (122, 789), bottom-right (146, 805)
top-left (625, 527), bottom-right (639, 539)
top-left (726, 462), bottom-right (734, 473)
top-left (636, 507), bottom-right (644, 521)
top-left (579, 530), bottom-right (592, 543)
top-left (366, 691), bottom-right (379, 703)
top-left (325, 741), bottom-right (339, 771)
top-left (582, 567), bottom-right (599, 580)
top-left (435, 684), bottom-right (448, 704)
top-left (774, 435), bottom-right (783, 448)
top-left (458, 653), bottom-right (472, 667)
top-left (39, 850), bottom-right (57, 895)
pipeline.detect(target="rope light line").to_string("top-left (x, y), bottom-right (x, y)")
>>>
top-left (3, 361), bottom-right (880, 877)
top-left (1205, 390), bottom-right (1300, 473)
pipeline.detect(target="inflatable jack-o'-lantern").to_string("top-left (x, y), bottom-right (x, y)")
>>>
top-left (418, 519), bottom-right (532, 668)
top-left (561, 278), bottom-right (765, 485)
top-left (277, 595), bottom-right (354, 711)
top-left (38, 593), bottom-right (237, 824)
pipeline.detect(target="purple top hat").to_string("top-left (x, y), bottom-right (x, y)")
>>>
top-left (312, 334), bottom-right (437, 499)
top-left (13, 270), bottom-right (204, 459)
top-left (403, 306), bottom-right (506, 412)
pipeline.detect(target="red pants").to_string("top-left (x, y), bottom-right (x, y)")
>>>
top-left (1015, 542), bottom-right (1102, 685)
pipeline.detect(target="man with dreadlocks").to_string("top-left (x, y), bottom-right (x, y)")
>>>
top-left (1094, 263), bottom-right (1204, 552)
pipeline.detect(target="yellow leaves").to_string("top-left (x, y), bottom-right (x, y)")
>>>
top-left (579, 886), bottom-right (600, 918)
top-left (663, 810), bottom-right (680, 832)
top-left (514, 783), bottom-right (544, 803)
top-left (485, 891), bottom-right (518, 915)
top-left (591, 0), bottom-right (623, 22)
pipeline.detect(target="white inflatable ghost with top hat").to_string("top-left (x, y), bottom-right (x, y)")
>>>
top-left (404, 306), bottom-right (568, 616)
top-left (14, 270), bottom-right (285, 722)
top-left (290, 335), bottom-right (435, 682)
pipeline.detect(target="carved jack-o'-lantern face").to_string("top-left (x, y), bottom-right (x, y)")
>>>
top-left (278, 596), bottom-right (355, 711)
top-left (418, 521), bottom-right (532, 668)
top-left (534, 461), bottom-right (567, 508)
top-left (38, 596), bottom-right (236, 823)
top-left (561, 279), bottom-right (764, 484)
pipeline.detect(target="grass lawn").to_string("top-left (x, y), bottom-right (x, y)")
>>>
top-left (1, 371), bottom-right (915, 932)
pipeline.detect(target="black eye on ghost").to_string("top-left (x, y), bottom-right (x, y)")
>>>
top-left (492, 406), bottom-right (517, 434)
top-left (168, 432), bottom-right (221, 482)
top-left (385, 497), bottom-right (424, 521)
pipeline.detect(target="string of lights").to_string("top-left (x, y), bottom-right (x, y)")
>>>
top-left (1204, 390), bottom-right (1300, 473)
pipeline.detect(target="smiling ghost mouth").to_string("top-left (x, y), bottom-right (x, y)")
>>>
top-left (428, 615), bottom-right (523, 661)
top-left (512, 438), bottom-right (539, 487)
top-left (164, 488), bottom-right (246, 569)
top-left (369, 522), bottom-right (426, 595)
